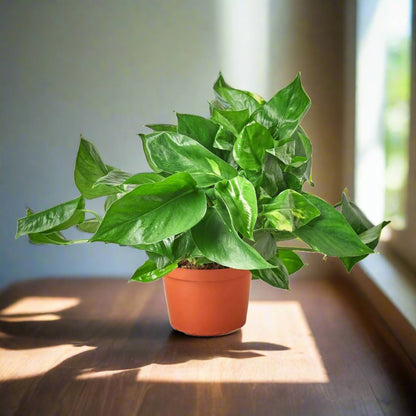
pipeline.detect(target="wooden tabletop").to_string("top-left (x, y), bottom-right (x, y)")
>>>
top-left (0, 275), bottom-right (415, 416)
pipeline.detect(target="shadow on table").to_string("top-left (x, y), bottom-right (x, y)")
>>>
top-left (0, 277), bottom-right (415, 416)
top-left (0, 277), bottom-right (289, 360)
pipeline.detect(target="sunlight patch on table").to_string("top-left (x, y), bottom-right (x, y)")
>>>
top-left (0, 335), bottom-right (94, 381)
top-left (0, 313), bottom-right (61, 322)
top-left (136, 301), bottom-right (329, 383)
top-left (76, 369), bottom-right (131, 380)
top-left (0, 296), bottom-right (80, 315)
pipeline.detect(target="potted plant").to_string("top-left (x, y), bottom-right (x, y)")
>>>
top-left (16, 74), bottom-right (388, 336)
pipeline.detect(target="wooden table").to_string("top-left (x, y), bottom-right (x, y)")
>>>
top-left (0, 276), bottom-right (415, 415)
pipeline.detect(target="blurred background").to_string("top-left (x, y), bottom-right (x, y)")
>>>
top-left (1, 0), bottom-right (413, 289)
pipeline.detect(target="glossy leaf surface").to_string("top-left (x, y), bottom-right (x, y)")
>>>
top-left (251, 231), bottom-right (277, 260)
top-left (261, 154), bottom-right (285, 197)
top-left (130, 260), bottom-right (177, 282)
top-left (177, 113), bottom-right (219, 149)
top-left (91, 173), bottom-right (206, 245)
top-left (251, 255), bottom-right (289, 289)
top-left (211, 108), bottom-right (250, 136)
top-left (124, 172), bottom-right (165, 185)
top-left (138, 232), bottom-right (195, 264)
top-left (233, 121), bottom-right (274, 172)
top-left (269, 138), bottom-right (296, 165)
top-left (28, 231), bottom-right (73, 245)
top-left (191, 207), bottom-right (273, 270)
top-left (341, 192), bottom-right (373, 234)
top-left (214, 74), bottom-right (263, 114)
top-left (22, 207), bottom-right (78, 245)
top-left (16, 197), bottom-right (85, 238)
top-left (261, 189), bottom-right (320, 232)
top-left (145, 124), bottom-right (177, 132)
top-left (93, 169), bottom-right (131, 187)
top-left (213, 125), bottom-right (235, 151)
top-left (77, 218), bottom-right (100, 234)
top-left (340, 193), bottom-right (390, 271)
top-left (74, 138), bottom-right (119, 199)
top-left (278, 250), bottom-right (304, 274)
top-left (215, 176), bottom-right (258, 239)
top-left (253, 74), bottom-right (311, 140)
top-left (294, 194), bottom-right (373, 257)
top-left (140, 132), bottom-right (237, 186)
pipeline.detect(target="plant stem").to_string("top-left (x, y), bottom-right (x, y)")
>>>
top-left (81, 209), bottom-right (102, 222)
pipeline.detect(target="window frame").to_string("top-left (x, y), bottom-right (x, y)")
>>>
top-left (386, 0), bottom-right (416, 272)
top-left (349, 0), bottom-right (416, 273)
top-left (344, 0), bottom-right (416, 366)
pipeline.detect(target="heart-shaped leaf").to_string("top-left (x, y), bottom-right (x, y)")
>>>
top-left (140, 131), bottom-right (237, 186)
top-left (294, 194), bottom-right (373, 257)
top-left (261, 189), bottom-right (320, 232)
top-left (215, 176), bottom-right (258, 239)
top-left (91, 173), bottom-right (206, 245)
top-left (233, 121), bottom-right (274, 172)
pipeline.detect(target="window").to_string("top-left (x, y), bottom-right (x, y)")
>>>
top-left (355, 0), bottom-right (415, 271)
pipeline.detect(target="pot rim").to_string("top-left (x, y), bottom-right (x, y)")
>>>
top-left (165, 267), bottom-right (251, 282)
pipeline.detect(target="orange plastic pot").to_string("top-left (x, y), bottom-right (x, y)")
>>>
top-left (163, 268), bottom-right (251, 336)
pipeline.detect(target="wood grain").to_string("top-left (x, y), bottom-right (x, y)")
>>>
top-left (0, 276), bottom-right (415, 416)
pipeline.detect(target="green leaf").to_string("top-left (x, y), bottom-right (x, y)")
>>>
top-left (130, 260), bottom-right (177, 282)
top-left (213, 125), bottom-right (235, 151)
top-left (209, 97), bottom-right (230, 112)
top-left (261, 154), bottom-right (285, 197)
top-left (253, 73), bottom-right (311, 140)
top-left (140, 132), bottom-right (237, 187)
top-left (104, 193), bottom-right (123, 211)
top-left (177, 113), bottom-right (219, 149)
top-left (283, 129), bottom-right (313, 185)
top-left (74, 137), bottom-right (120, 199)
top-left (358, 221), bottom-right (390, 245)
top-left (261, 189), bottom-right (320, 232)
top-left (233, 121), bottom-right (274, 172)
top-left (93, 169), bottom-right (131, 188)
top-left (283, 172), bottom-right (304, 193)
top-left (19, 208), bottom-right (87, 246)
top-left (91, 173), bottom-right (207, 245)
top-left (267, 130), bottom-right (311, 171)
top-left (242, 170), bottom-right (264, 193)
top-left (278, 250), bottom-right (304, 274)
top-left (270, 230), bottom-right (295, 241)
top-left (293, 194), bottom-right (373, 257)
top-left (297, 129), bottom-right (312, 159)
top-left (251, 231), bottom-right (277, 260)
top-left (146, 251), bottom-right (172, 270)
top-left (124, 172), bottom-right (165, 185)
top-left (137, 231), bottom-right (195, 264)
top-left (340, 192), bottom-right (390, 271)
top-left (145, 124), bottom-right (177, 132)
top-left (191, 207), bottom-right (274, 270)
top-left (340, 221), bottom-right (390, 272)
top-left (215, 176), bottom-right (258, 239)
top-left (341, 192), bottom-right (373, 234)
top-left (211, 108), bottom-right (250, 136)
top-left (251, 255), bottom-right (289, 289)
top-left (268, 138), bottom-right (296, 165)
top-left (77, 218), bottom-right (100, 233)
top-left (213, 73), bottom-right (264, 114)
top-left (16, 197), bottom-right (85, 238)
top-left (28, 230), bottom-right (70, 245)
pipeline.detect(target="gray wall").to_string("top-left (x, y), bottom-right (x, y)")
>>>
top-left (1, 0), bottom-right (345, 288)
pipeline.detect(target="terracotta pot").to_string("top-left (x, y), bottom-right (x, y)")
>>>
top-left (163, 268), bottom-right (251, 336)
